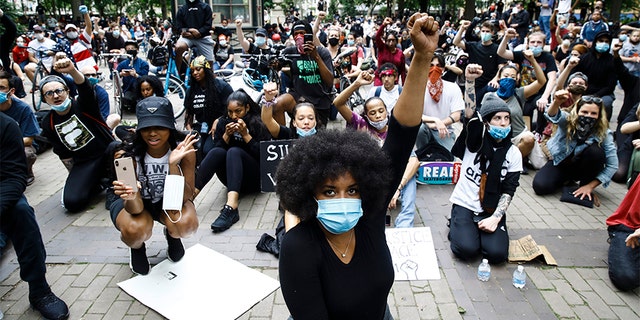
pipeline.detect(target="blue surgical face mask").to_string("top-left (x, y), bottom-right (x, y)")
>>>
top-left (367, 116), bottom-right (389, 130)
top-left (0, 91), bottom-right (8, 104)
top-left (530, 45), bottom-right (543, 56)
top-left (316, 198), bottom-right (363, 234)
top-left (496, 77), bottom-right (516, 99)
top-left (347, 39), bottom-right (355, 46)
top-left (595, 42), bottom-right (610, 53)
top-left (296, 126), bottom-right (317, 137)
top-left (481, 32), bottom-right (492, 43)
top-left (255, 36), bottom-right (266, 46)
top-left (488, 124), bottom-right (511, 139)
top-left (51, 97), bottom-right (72, 112)
top-left (88, 77), bottom-right (100, 86)
top-left (619, 34), bottom-right (628, 42)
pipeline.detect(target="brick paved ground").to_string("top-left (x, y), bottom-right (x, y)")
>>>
top-left (0, 71), bottom-right (638, 319)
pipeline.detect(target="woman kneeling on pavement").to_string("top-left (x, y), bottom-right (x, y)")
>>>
top-left (532, 91), bottom-right (617, 202)
top-left (448, 64), bottom-right (522, 264)
top-left (111, 97), bottom-right (199, 275)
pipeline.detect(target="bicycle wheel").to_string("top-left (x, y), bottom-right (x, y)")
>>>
top-left (160, 76), bottom-right (187, 119)
top-left (112, 71), bottom-right (123, 117)
top-left (31, 65), bottom-right (45, 111)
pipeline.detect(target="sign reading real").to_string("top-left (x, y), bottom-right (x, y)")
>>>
top-left (416, 161), bottom-right (462, 185)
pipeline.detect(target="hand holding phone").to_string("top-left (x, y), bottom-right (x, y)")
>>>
top-left (114, 157), bottom-right (138, 193)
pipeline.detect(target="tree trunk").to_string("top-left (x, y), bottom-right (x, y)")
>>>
top-left (463, 0), bottom-right (475, 20)
top-left (71, 0), bottom-right (82, 22)
top-left (610, 0), bottom-right (622, 25)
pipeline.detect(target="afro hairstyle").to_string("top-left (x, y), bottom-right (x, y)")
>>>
top-left (275, 129), bottom-right (392, 221)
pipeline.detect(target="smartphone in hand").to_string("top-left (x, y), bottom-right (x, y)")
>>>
top-left (114, 157), bottom-right (138, 193)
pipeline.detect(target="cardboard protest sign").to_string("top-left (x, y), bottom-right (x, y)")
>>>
top-left (416, 161), bottom-right (462, 185)
top-left (508, 235), bottom-right (557, 265)
top-left (260, 140), bottom-right (293, 192)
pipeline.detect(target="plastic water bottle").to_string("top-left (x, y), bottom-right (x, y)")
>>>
top-left (477, 258), bottom-right (491, 281)
top-left (200, 122), bottom-right (209, 134)
top-left (512, 265), bottom-right (527, 288)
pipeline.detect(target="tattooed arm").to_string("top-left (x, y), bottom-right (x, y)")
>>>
top-left (478, 194), bottom-right (511, 233)
top-left (464, 64), bottom-right (483, 119)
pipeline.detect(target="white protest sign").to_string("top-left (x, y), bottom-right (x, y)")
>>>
top-left (385, 227), bottom-right (441, 280)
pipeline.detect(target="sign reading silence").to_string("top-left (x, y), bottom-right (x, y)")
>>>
top-left (260, 140), bottom-right (294, 192)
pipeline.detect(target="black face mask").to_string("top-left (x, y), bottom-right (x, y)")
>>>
top-left (576, 115), bottom-right (597, 142)
top-left (328, 38), bottom-right (339, 46)
top-left (127, 50), bottom-right (138, 58)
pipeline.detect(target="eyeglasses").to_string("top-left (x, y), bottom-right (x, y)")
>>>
top-left (581, 96), bottom-right (603, 104)
top-left (43, 88), bottom-right (68, 98)
top-left (386, 38), bottom-right (397, 42)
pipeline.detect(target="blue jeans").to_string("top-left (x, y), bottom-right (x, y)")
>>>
top-left (607, 225), bottom-right (640, 291)
top-left (539, 15), bottom-right (551, 43)
top-left (213, 61), bottom-right (233, 71)
top-left (416, 123), bottom-right (456, 152)
top-left (395, 177), bottom-right (417, 228)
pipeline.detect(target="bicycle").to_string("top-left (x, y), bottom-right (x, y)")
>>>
top-left (157, 38), bottom-right (195, 119)
top-left (27, 47), bottom-right (53, 112)
top-left (98, 52), bottom-right (133, 118)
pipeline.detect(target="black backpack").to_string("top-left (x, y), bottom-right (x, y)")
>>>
top-left (150, 46), bottom-right (169, 66)
top-left (415, 140), bottom-right (454, 162)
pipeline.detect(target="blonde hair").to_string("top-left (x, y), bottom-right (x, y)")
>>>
top-left (565, 98), bottom-right (609, 145)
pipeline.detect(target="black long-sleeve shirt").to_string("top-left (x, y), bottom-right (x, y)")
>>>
top-left (0, 113), bottom-right (27, 214)
top-left (279, 115), bottom-right (419, 320)
top-left (570, 50), bottom-right (617, 98)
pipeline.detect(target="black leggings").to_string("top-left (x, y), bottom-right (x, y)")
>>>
top-left (532, 143), bottom-right (606, 195)
top-left (195, 146), bottom-right (260, 192)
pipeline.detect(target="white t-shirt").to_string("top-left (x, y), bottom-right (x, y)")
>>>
top-left (557, 0), bottom-right (572, 14)
top-left (137, 149), bottom-right (171, 203)
top-left (28, 38), bottom-right (57, 69)
top-left (422, 80), bottom-right (464, 134)
top-left (449, 145), bottom-right (523, 212)
top-left (368, 84), bottom-right (401, 112)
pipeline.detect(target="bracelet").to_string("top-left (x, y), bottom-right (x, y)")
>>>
top-left (261, 97), bottom-right (277, 108)
top-left (448, 115), bottom-right (456, 124)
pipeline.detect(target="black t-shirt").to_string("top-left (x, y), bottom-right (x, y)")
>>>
top-left (465, 41), bottom-right (506, 88)
top-left (247, 43), bottom-right (274, 76)
top-left (185, 78), bottom-right (233, 127)
top-left (41, 81), bottom-right (114, 161)
top-left (512, 51), bottom-right (558, 96)
top-left (282, 45), bottom-right (334, 110)
top-left (279, 115), bottom-right (418, 320)
top-left (105, 33), bottom-right (125, 51)
top-left (215, 45), bottom-right (234, 64)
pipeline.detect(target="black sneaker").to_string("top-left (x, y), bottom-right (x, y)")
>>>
top-left (130, 243), bottom-right (150, 275)
top-left (164, 227), bottom-right (185, 262)
top-left (30, 291), bottom-right (69, 320)
top-left (211, 205), bottom-right (239, 233)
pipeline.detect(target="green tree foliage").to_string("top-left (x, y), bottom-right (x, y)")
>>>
top-left (343, 0), bottom-right (358, 17)
top-left (328, 0), bottom-right (338, 19)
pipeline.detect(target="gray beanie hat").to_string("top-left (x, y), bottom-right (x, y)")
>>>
top-left (480, 94), bottom-right (511, 120)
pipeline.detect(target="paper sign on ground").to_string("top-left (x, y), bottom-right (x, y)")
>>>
top-left (385, 227), bottom-right (441, 280)
top-left (508, 235), bottom-right (558, 265)
top-left (118, 243), bottom-right (280, 320)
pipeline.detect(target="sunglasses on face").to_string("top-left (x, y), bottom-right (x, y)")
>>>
top-left (581, 95), bottom-right (602, 104)
top-left (43, 88), bottom-right (67, 98)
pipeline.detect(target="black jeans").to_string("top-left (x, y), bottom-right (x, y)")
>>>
top-left (1, 195), bottom-right (51, 299)
top-left (63, 156), bottom-right (107, 212)
top-left (532, 143), bottom-right (606, 195)
top-left (449, 204), bottom-right (509, 264)
top-left (607, 224), bottom-right (640, 291)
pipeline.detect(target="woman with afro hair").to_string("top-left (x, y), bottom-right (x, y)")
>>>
top-left (275, 13), bottom-right (439, 320)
